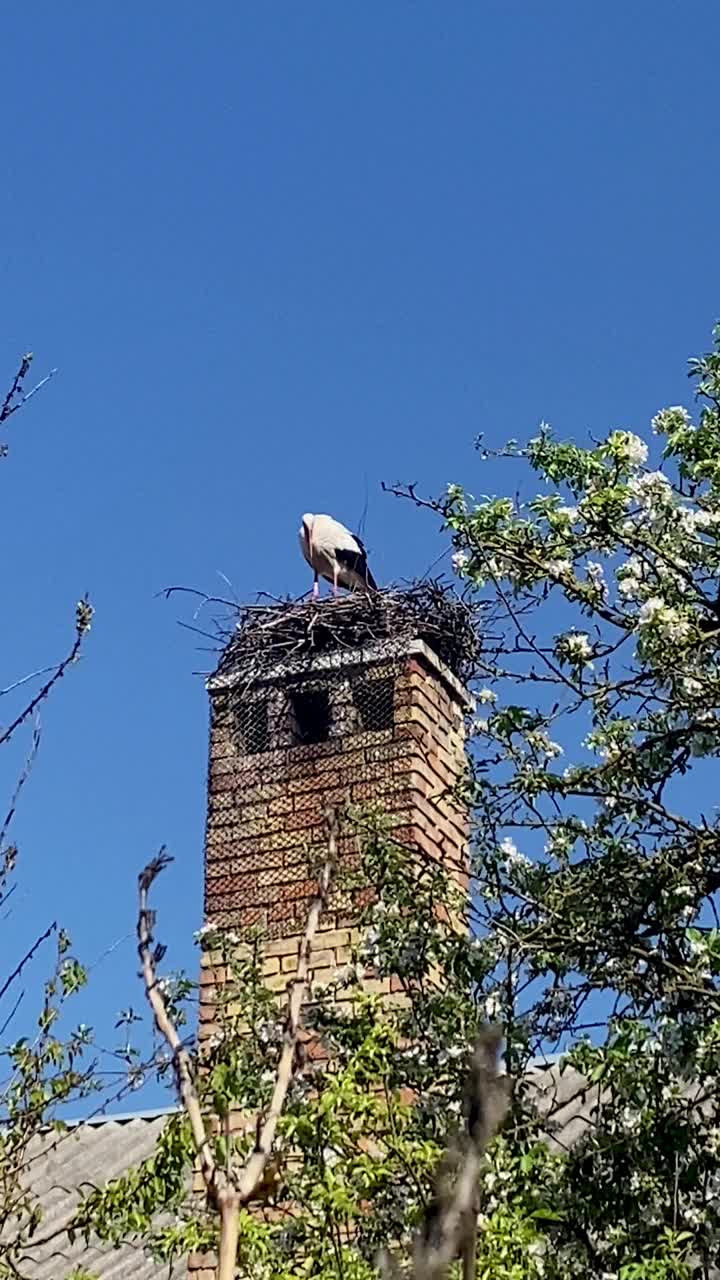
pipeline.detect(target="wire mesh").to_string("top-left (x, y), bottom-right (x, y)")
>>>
top-left (204, 657), bottom-right (423, 938)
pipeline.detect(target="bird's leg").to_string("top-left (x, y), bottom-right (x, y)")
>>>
top-left (333, 566), bottom-right (339, 597)
top-left (312, 573), bottom-right (320, 599)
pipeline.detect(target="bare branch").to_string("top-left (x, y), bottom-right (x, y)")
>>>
top-left (409, 1028), bottom-right (509, 1280)
top-left (0, 352), bottom-right (58, 441)
top-left (0, 667), bottom-right (61, 698)
top-left (137, 846), bottom-right (218, 1193)
top-left (136, 810), bottom-right (338, 1280)
top-left (0, 721), bottom-right (41, 858)
top-left (0, 599), bottom-right (92, 750)
top-left (0, 922), bottom-right (56, 1005)
top-left (1, 352), bottom-right (33, 423)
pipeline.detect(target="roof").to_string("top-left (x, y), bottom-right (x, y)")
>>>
top-left (14, 1067), bottom-right (600, 1279)
top-left (15, 1108), bottom-right (186, 1280)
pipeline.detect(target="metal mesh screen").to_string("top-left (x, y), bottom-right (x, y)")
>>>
top-left (204, 637), bottom-right (470, 948)
top-left (204, 659), bottom-right (414, 938)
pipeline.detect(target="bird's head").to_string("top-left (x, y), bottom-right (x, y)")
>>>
top-left (300, 513), bottom-right (314, 548)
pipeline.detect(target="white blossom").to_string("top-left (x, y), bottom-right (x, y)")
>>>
top-left (678, 505), bottom-right (720, 535)
top-left (609, 430), bottom-right (648, 467)
top-left (452, 549), bottom-right (469, 572)
top-left (626, 469), bottom-right (672, 510)
top-left (682, 676), bottom-right (703, 697)
top-left (556, 506), bottom-right (578, 522)
top-left (637, 597), bottom-right (690, 642)
top-left (483, 990), bottom-right (502, 1020)
top-left (499, 836), bottom-right (531, 872)
top-left (651, 405), bottom-right (692, 435)
top-left (547, 558), bottom-right (572, 579)
top-left (617, 564), bottom-right (643, 600)
top-left (664, 617), bottom-right (691, 643)
top-left (477, 687), bottom-right (497, 705)
top-left (585, 560), bottom-right (608, 600)
top-left (555, 630), bottom-right (594, 666)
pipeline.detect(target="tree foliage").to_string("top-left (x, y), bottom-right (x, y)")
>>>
top-left (77, 325), bottom-right (720, 1277)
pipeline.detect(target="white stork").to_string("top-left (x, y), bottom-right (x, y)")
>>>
top-left (299, 513), bottom-right (378, 598)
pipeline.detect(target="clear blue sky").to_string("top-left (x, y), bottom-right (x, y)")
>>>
top-left (1, 3), bottom-right (718, 1109)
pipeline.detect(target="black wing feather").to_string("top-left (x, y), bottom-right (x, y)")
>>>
top-left (336, 543), bottom-right (378, 590)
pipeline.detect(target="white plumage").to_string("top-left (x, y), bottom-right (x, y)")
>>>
top-left (299, 513), bottom-right (378, 597)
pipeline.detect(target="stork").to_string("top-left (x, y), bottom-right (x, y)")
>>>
top-left (299, 513), bottom-right (378, 598)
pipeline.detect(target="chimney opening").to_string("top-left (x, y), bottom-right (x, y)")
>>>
top-left (289, 687), bottom-right (331, 745)
top-left (352, 676), bottom-right (395, 732)
top-left (236, 699), bottom-right (269, 755)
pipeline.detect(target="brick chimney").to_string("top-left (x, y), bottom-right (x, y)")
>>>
top-left (189, 592), bottom-right (475, 1278)
top-left (200, 590), bottom-right (474, 1013)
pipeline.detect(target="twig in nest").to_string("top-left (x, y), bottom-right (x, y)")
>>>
top-left (210, 581), bottom-right (482, 696)
top-left (136, 809), bottom-right (339, 1280)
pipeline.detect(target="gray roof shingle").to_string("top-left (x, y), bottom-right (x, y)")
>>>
top-left (15, 1108), bottom-right (185, 1280)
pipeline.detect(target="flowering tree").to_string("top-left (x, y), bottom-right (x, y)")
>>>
top-left (77, 326), bottom-right (720, 1277)
top-left (433, 322), bottom-right (720, 1275)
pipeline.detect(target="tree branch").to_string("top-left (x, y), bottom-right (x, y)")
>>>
top-left (136, 809), bottom-right (338, 1280)
top-left (0, 922), bottom-right (56, 1004)
top-left (380, 1028), bottom-right (509, 1280)
top-left (0, 599), bottom-right (92, 750)
top-left (137, 848), bottom-right (217, 1191)
top-left (0, 352), bottom-right (57, 437)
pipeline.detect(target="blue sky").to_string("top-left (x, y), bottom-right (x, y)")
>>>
top-left (0, 3), bottom-right (718, 1109)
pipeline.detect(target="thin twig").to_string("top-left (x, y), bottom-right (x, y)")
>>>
top-left (0, 922), bottom-right (56, 1004)
top-left (0, 352), bottom-right (57, 429)
top-left (1, 353), bottom-right (33, 422)
top-left (0, 616), bottom-right (87, 750)
top-left (0, 666), bottom-right (60, 698)
top-left (0, 988), bottom-right (24, 1037)
top-left (0, 721), bottom-right (41, 853)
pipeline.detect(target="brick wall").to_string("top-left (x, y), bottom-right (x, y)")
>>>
top-left (203, 640), bottom-right (469, 942)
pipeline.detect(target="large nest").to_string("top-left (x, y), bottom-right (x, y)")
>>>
top-left (213, 581), bottom-right (481, 691)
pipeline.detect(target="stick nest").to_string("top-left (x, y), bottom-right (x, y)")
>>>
top-left (214, 581), bottom-right (481, 690)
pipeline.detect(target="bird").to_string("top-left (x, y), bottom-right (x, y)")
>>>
top-left (299, 513), bottom-right (378, 598)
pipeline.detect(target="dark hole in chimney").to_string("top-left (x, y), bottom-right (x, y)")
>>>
top-left (290, 687), bottom-right (331, 745)
top-left (352, 677), bottom-right (395, 732)
top-left (236, 699), bottom-right (269, 755)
